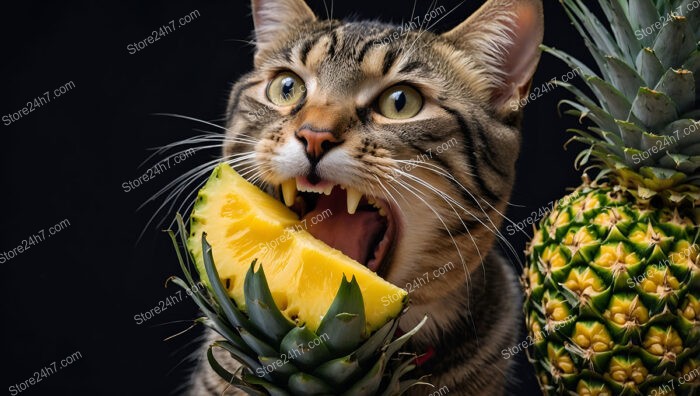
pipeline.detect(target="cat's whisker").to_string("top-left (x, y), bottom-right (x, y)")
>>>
top-left (232, 163), bottom-right (263, 180)
top-left (378, 172), bottom-right (476, 340)
top-left (239, 171), bottom-right (271, 192)
top-left (143, 138), bottom-right (251, 166)
top-left (138, 153), bottom-right (257, 241)
top-left (138, 159), bottom-right (224, 241)
top-left (159, 155), bottom-right (259, 236)
top-left (387, 173), bottom-right (472, 276)
top-left (322, 0), bottom-right (330, 21)
top-left (389, 168), bottom-right (494, 338)
top-left (399, 1), bottom-right (466, 65)
top-left (387, 175), bottom-right (480, 345)
top-left (393, 160), bottom-right (512, 230)
top-left (401, 0), bottom-right (420, 52)
top-left (152, 113), bottom-right (228, 132)
top-left (372, 175), bottom-right (406, 216)
top-left (166, 178), bottom-right (209, 232)
top-left (398, 0), bottom-right (435, 57)
top-left (397, 0), bottom-right (424, 56)
top-left (230, 156), bottom-right (262, 172)
top-left (192, 129), bottom-right (258, 144)
top-left (390, 161), bottom-right (494, 232)
top-left (390, 168), bottom-right (494, 234)
top-left (139, 158), bottom-right (225, 214)
top-left (246, 168), bottom-right (273, 189)
top-left (223, 38), bottom-right (257, 47)
top-left (392, 161), bottom-right (523, 269)
top-left (139, 152), bottom-right (255, 210)
top-left (152, 112), bottom-right (260, 142)
top-left (390, 170), bottom-right (484, 276)
top-left (479, 198), bottom-right (525, 268)
top-left (394, 158), bottom-right (476, 177)
top-left (140, 134), bottom-right (256, 169)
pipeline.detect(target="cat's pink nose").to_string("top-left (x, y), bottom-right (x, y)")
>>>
top-left (295, 128), bottom-right (342, 162)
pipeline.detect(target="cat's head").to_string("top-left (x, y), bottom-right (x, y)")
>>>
top-left (224, 0), bottom-right (543, 295)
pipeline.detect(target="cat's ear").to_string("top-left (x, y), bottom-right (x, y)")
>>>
top-left (251, 0), bottom-right (316, 49)
top-left (443, 0), bottom-right (544, 114)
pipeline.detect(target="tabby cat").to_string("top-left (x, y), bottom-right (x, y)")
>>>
top-left (189, 0), bottom-right (544, 394)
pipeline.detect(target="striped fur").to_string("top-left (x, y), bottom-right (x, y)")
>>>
top-left (190, 0), bottom-right (543, 394)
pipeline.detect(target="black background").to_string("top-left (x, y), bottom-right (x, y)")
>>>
top-left (1, 1), bottom-right (594, 395)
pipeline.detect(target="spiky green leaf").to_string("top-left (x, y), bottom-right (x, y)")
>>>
top-left (629, 0), bottom-right (660, 47)
top-left (201, 235), bottom-right (254, 330)
top-left (244, 264), bottom-right (294, 346)
top-left (655, 68), bottom-right (696, 113)
top-left (631, 87), bottom-right (679, 130)
top-left (317, 276), bottom-right (366, 354)
top-left (287, 373), bottom-right (333, 395)
top-left (279, 326), bottom-right (333, 369)
top-left (636, 47), bottom-right (666, 88)
top-left (652, 14), bottom-right (696, 69)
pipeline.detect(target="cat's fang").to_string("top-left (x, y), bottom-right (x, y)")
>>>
top-left (346, 187), bottom-right (362, 215)
top-left (281, 179), bottom-right (297, 207)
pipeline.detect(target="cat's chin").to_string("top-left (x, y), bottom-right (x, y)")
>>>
top-left (275, 178), bottom-right (398, 277)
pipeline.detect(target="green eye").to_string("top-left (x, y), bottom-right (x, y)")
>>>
top-left (267, 72), bottom-right (306, 106)
top-left (377, 85), bottom-right (423, 119)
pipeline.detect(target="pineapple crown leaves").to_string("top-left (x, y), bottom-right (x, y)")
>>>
top-left (546, 0), bottom-right (700, 203)
top-left (166, 214), bottom-right (430, 395)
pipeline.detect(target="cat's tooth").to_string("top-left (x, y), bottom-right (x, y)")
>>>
top-left (378, 208), bottom-right (387, 217)
top-left (346, 188), bottom-right (362, 215)
top-left (323, 185), bottom-right (334, 195)
top-left (296, 179), bottom-right (310, 193)
top-left (367, 198), bottom-right (376, 205)
top-left (281, 179), bottom-right (297, 206)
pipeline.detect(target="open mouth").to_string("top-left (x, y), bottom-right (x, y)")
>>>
top-left (276, 177), bottom-right (398, 276)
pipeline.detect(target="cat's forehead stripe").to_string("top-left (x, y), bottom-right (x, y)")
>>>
top-left (299, 34), bottom-right (323, 66)
top-left (326, 29), bottom-right (339, 59)
top-left (381, 48), bottom-right (399, 76)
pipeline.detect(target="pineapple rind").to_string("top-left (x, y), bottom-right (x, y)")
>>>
top-left (524, 185), bottom-right (700, 395)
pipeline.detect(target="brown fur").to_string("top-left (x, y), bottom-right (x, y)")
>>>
top-left (189, 0), bottom-right (543, 394)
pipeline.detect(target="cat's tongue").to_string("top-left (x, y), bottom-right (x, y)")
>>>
top-left (303, 189), bottom-right (386, 266)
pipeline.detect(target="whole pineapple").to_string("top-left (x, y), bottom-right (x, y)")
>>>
top-left (523, 0), bottom-right (700, 395)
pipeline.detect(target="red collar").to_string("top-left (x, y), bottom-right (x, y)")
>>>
top-left (414, 346), bottom-right (436, 367)
top-left (395, 328), bottom-right (436, 367)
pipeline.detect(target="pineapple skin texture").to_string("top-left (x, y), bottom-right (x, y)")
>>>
top-left (524, 185), bottom-right (700, 395)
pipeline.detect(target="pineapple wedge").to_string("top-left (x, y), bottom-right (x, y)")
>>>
top-left (188, 163), bottom-right (406, 333)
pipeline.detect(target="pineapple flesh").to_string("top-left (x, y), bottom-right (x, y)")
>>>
top-left (525, 0), bottom-right (700, 394)
top-left (188, 163), bottom-right (406, 334)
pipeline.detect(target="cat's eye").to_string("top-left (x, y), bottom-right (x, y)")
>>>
top-left (377, 85), bottom-right (423, 119)
top-left (266, 72), bottom-right (306, 106)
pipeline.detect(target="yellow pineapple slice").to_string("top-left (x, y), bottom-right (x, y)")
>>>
top-left (188, 163), bottom-right (406, 333)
